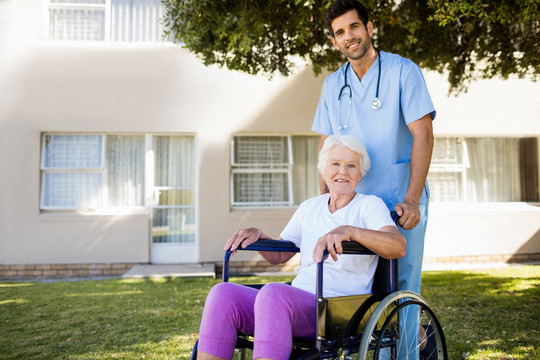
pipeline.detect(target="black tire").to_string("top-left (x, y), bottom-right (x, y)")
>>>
top-left (357, 290), bottom-right (447, 360)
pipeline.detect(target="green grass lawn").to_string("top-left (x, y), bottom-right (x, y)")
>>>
top-left (0, 266), bottom-right (538, 359)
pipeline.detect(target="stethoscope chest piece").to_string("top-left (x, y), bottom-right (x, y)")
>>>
top-left (371, 97), bottom-right (382, 110)
top-left (337, 50), bottom-right (383, 130)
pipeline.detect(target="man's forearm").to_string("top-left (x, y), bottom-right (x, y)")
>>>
top-left (405, 115), bottom-right (434, 205)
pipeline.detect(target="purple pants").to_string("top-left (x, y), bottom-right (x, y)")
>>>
top-left (197, 282), bottom-right (317, 360)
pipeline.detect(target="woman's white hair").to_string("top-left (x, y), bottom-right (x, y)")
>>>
top-left (317, 135), bottom-right (371, 177)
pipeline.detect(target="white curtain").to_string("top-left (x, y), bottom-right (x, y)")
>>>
top-left (465, 138), bottom-right (521, 202)
top-left (106, 135), bottom-right (145, 206)
top-left (292, 136), bottom-right (320, 205)
top-left (153, 135), bottom-right (194, 189)
top-left (110, 0), bottom-right (166, 42)
top-left (152, 136), bottom-right (195, 243)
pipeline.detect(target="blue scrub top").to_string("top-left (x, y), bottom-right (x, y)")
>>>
top-left (312, 51), bottom-right (436, 210)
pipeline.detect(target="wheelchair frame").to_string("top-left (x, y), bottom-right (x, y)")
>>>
top-left (194, 239), bottom-right (448, 360)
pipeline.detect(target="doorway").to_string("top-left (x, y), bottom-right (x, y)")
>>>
top-left (146, 135), bottom-right (197, 264)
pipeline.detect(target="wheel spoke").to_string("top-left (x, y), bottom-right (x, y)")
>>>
top-left (357, 291), bottom-right (447, 360)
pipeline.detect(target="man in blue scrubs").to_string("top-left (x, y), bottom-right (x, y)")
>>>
top-left (312, 0), bottom-right (435, 357)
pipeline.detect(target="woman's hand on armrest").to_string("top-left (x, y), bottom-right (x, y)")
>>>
top-left (225, 228), bottom-right (270, 255)
top-left (225, 229), bottom-right (296, 265)
top-left (312, 226), bottom-right (351, 263)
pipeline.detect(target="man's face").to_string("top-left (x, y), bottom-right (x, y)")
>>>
top-left (330, 10), bottom-right (373, 61)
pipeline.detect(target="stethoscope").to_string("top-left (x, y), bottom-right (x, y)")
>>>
top-left (337, 49), bottom-right (382, 130)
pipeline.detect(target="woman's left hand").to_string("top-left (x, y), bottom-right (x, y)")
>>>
top-left (312, 226), bottom-right (352, 263)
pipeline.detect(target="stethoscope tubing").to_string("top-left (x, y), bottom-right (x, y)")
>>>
top-left (337, 49), bottom-right (382, 129)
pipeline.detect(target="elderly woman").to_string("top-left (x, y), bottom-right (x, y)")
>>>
top-left (197, 135), bottom-right (406, 360)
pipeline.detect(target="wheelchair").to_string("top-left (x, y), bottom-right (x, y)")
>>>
top-left (192, 238), bottom-right (448, 360)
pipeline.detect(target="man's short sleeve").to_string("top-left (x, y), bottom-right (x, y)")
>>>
top-left (311, 79), bottom-right (334, 136)
top-left (400, 59), bottom-right (436, 125)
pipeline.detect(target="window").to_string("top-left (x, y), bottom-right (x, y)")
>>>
top-left (41, 134), bottom-right (147, 209)
top-left (151, 135), bottom-right (196, 243)
top-left (40, 133), bottom-right (194, 210)
top-left (427, 137), bottom-right (469, 202)
top-left (231, 135), bottom-right (319, 208)
top-left (41, 134), bottom-right (106, 209)
top-left (47, 0), bottom-right (167, 42)
top-left (428, 137), bottom-right (539, 202)
top-left (41, 133), bottom-right (197, 245)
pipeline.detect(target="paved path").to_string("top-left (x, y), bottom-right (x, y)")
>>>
top-left (122, 263), bottom-right (216, 279)
top-left (121, 261), bottom-right (538, 280)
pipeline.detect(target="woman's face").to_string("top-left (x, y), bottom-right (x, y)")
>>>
top-left (323, 145), bottom-right (362, 195)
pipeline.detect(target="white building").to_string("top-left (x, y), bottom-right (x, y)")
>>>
top-left (1, 1), bottom-right (539, 279)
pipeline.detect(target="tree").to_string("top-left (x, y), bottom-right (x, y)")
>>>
top-left (162, 0), bottom-right (539, 93)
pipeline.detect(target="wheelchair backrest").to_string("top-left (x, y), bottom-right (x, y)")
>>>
top-left (371, 211), bottom-right (399, 294)
top-left (371, 257), bottom-right (398, 294)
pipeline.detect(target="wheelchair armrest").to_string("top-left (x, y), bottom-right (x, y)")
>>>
top-left (341, 241), bottom-right (375, 255)
top-left (241, 239), bottom-right (372, 254)
top-left (222, 239), bottom-right (299, 282)
top-left (243, 239), bottom-right (300, 253)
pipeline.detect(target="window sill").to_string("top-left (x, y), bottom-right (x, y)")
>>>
top-left (37, 39), bottom-right (176, 49)
top-left (40, 207), bottom-right (150, 217)
top-left (429, 202), bottom-right (540, 213)
top-left (228, 207), bottom-right (297, 220)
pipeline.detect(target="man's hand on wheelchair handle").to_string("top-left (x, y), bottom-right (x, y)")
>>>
top-left (394, 200), bottom-right (420, 230)
top-left (225, 227), bottom-right (270, 255)
top-left (313, 226), bottom-right (352, 263)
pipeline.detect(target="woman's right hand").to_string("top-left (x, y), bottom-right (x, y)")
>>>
top-left (225, 228), bottom-right (267, 255)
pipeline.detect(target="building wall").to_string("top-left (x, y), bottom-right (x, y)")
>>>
top-left (425, 203), bottom-right (540, 259)
top-left (0, 42), bottom-right (325, 265)
top-left (1, 2), bottom-right (539, 272)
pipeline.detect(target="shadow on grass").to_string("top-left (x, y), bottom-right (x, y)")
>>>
top-left (421, 269), bottom-right (540, 359)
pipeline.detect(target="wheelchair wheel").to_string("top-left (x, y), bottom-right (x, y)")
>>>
top-left (357, 290), bottom-right (447, 360)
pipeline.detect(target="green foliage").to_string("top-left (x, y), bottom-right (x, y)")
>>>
top-left (425, 0), bottom-right (540, 92)
top-left (162, 0), bottom-right (339, 77)
top-left (162, 0), bottom-right (539, 93)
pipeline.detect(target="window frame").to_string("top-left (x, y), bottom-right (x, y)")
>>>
top-left (39, 132), bottom-right (198, 212)
top-left (230, 134), bottom-right (294, 208)
top-left (428, 136), bottom-right (470, 202)
top-left (428, 136), bottom-right (540, 203)
top-left (230, 134), bottom-right (324, 209)
top-left (40, 133), bottom-right (107, 210)
top-left (44, 0), bottom-right (169, 42)
top-left (46, 0), bottom-right (110, 41)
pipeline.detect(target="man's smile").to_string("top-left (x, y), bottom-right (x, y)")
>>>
top-left (346, 41), bottom-right (361, 50)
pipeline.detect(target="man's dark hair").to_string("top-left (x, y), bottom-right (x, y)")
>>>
top-left (325, 0), bottom-right (369, 37)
